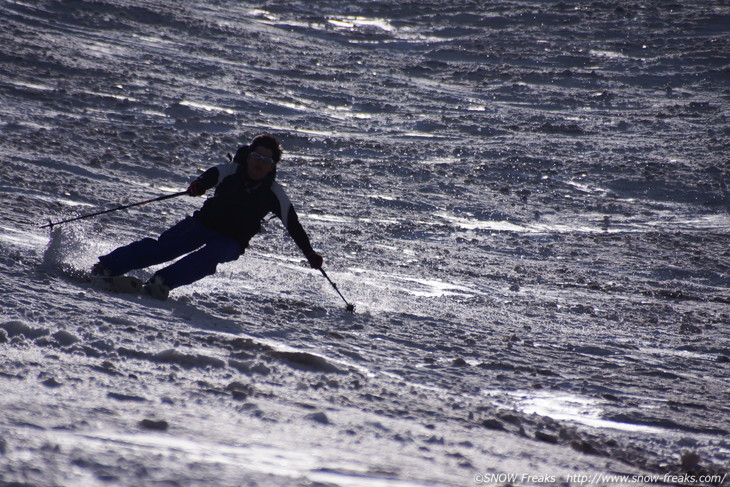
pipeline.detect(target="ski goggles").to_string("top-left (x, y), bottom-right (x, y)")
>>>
top-left (250, 151), bottom-right (276, 165)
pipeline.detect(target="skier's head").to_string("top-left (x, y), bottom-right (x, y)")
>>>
top-left (250, 134), bottom-right (282, 164)
top-left (246, 134), bottom-right (281, 181)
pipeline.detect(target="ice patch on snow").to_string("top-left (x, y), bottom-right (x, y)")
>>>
top-left (434, 211), bottom-right (525, 232)
top-left (179, 100), bottom-right (234, 115)
top-left (4, 79), bottom-right (55, 92)
top-left (327, 16), bottom-right (396, 33)
top-left (485, 390), bottom-right (666, 434)
top-left (348, 267), bottom-right (479, 300)
top-left (0, 226), bottom-right (47, 249)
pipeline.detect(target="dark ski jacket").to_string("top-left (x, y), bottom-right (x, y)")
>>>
top-left (191, 147), bottom-right (314, 255)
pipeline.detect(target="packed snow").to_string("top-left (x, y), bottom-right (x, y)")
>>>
top-left (1, 1), bottom-right (729, 486)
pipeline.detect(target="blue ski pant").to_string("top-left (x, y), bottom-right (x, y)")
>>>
top-left (99, 216), bottom-right (242, 289)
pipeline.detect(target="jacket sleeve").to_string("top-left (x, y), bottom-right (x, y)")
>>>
top-left (194, 163), bottom-right (238, 191)
top-left (270, 182), bottom-right (315, 255)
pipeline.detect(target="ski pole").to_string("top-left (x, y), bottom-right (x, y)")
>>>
top-left (319, 268), bottom-right (355, 313)
top-left (40, 191), bottom-right (188, 229)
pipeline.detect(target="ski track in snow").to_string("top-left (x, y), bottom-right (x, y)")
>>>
top-left (1, 1), bottom-right (729, 486)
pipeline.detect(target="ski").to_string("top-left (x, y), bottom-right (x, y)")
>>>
top-left (91, 275), bottom-right (144, 294)
top-left (110, 275), bottom-right (144, 294)
top-left (90, 274), bottom-right (169, 300)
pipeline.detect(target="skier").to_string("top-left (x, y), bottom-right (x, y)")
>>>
top-left (92, 134), bottom-right (323, 299)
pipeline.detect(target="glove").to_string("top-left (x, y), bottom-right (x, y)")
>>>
top-left (306, 251), bottom-right (323, 269)
top-left (187, 181), bottom-right (205, 196)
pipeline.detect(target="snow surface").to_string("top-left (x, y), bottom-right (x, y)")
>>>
top-left (1, 1), bottom-right (729, 486)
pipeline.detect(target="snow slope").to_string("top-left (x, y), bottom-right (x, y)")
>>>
top-left (1, 1), bottom-right (729, 486)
